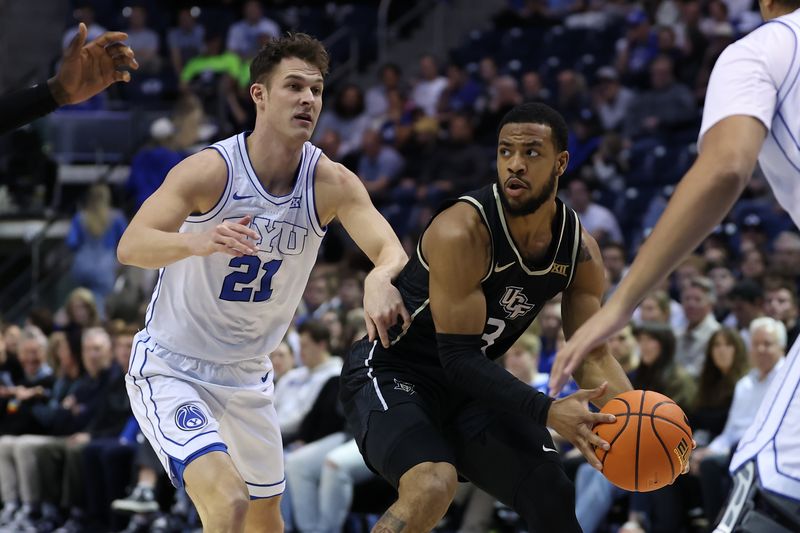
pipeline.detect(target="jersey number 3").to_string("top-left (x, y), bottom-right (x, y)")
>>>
top-left (219, 256), bottom-right (282, 302)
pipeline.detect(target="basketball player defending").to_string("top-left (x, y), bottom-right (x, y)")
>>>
top-left (340, 103), bottom-right (632, 533)
top-left (117, 34), bottom-right (409, 533)
top-left (552, 1), bottom-right (800, 531)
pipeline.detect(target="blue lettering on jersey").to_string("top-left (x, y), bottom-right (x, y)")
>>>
top-left (219, 257), bottom-right (283, 302)
top-left (175, 403), bottom-right (208, 431)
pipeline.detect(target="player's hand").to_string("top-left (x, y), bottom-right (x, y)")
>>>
top-left (363, 269), bottom-right (412, 348)
top-left (49, 23), bottom-right (139, 106)
top-left (191, 215), bottom-right (260, 257)
top-left (549, 301), bottom-right (629, 396)
top-left (546, 382), bottom-right (616, 471)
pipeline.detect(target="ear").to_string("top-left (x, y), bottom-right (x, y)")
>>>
top-left (556, 150), bottom-right (570, 176)
top-left (250, 83), bottom-right (266, 106)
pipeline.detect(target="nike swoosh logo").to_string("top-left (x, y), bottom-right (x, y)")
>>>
top-left (494, 261), bottom-right (515, 273)
top-left (542, 444), bottom-right (558, 453)
top-left (261, 371), bottom-right (270, 383)
top-left (233, 192), bottom-right (255, 200)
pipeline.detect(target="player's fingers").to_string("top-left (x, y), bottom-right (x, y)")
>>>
top-left (577, 440), bottom-right (603, 471)
top-left (365, 316), bottom-right (377, 343)
top-left (588, 412), bottom-right (616, 426)
top-left (66, 22), bottom-right (88, 58)
top-left (586, 428), bottom-right (610, 451)
top-left (587, 381), bottom-right (608, 401)
top-left (398, 304), bottom-right (412, 330)
top-left (220, 236), bottom-right (255, 255)
top-left (373, 315), bottom-right (390, 348)
top-left (112, 71), bottom-right (131, 83)
top-left (225, 221), bottom-right (259, 240)
top-left (93, 31), bottom-right (130, 48)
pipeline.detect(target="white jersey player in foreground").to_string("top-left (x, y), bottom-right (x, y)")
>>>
top-left (551, 1), bottom-right (800, 532)
top-left (117, 33), bottom-right (409, 533)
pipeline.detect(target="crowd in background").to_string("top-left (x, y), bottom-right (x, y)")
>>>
top-left (0, 0), bottom-right (799, 532)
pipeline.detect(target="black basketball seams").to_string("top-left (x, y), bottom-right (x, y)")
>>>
top-left (598, 396), bottom-right (631, 467)
top-left (650, 414), bottom-right (675, 482)
top-left (634, 390), bottom-right (646, 491)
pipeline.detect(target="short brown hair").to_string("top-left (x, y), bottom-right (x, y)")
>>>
top-left (250, 32), bottom-right (329, 85)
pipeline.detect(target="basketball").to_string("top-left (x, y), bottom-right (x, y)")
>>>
top-left (594, 390), bottom-right (693, 492)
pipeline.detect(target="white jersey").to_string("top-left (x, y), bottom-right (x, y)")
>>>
top-left (145, 132), bottom-right (325, 362)
top-left (699, 8), bottom-right (800, 499)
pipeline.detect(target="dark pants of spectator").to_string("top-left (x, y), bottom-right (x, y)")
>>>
top-left (35, 438), bottom-right (86, 509)
top-left (82, 438), bottom-right (136, 528)
top-left (630, 483), bottom-right (685, 533)
top-left (700, 453), bottom-right (733, 524)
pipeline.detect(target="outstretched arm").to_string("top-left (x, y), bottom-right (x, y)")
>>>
top-left (561, 231), bottom-right (632, 406)
top-left (549, 115), bottom-right (766, 394)
top-left (317, 158), bottom-right (410, 347)
top-left (0, 23), bottom-right (138, 134)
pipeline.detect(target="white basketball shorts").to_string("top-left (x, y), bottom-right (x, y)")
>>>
top-left (126, 331), bottom-right (284, 499)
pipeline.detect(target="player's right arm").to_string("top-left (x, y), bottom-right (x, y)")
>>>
top-left (117, 149), bottom-right (259, 269)
top-left (426, 204), bottom-right (613, 469)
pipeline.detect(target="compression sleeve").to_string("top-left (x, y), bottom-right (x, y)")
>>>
top-left (436, 333), bottom-right (553, 425)
top-left (0, 81), bottom-right (59, 135)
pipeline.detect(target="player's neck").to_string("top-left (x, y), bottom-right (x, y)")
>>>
top-left (504, 200), bottom-right (558, 257)
top-left (246, 128), bottom-right (305, 194)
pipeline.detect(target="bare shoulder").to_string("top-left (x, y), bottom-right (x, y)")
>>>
top-left (570, 229), bottom-right (606, 293)
top-left (314, 154), bottom-right (359, 191)
top-left (161, 148), bottom-right (229, 213)
top-left (423, 202), bottom-right (490, 274)
top-left (578, 228), bottom-right (601, 264)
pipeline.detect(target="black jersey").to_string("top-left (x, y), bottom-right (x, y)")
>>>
top-left (379, 183), bottom-right (582, 366)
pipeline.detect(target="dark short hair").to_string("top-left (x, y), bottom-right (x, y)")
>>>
top-left (250, 32), bottom-right (330, 86)
top-left (497, 102), bottom-right (569, 152)
top-left (297, 319), bottom-right (331, 348)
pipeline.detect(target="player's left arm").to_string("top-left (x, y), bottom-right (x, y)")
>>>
top-left (315, 156), bottom-right (410, 347)
top-left (561, 230), bottom-right (632, 407)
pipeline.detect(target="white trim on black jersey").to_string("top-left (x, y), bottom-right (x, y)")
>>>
top-left (491, 184), bottom-right (566, 276)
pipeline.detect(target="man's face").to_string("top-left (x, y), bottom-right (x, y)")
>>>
top-left (19, 340), bottom-right (45, 377)
top-left (765, 289), bottom-right (798, 323)
top-left (540, 304), bottom-right (562, 338)
top-left (254, 57), bottom-right (324, 143)
top-left (681, 286), bottom-right (712, 325)
top-left (602, 247), bottom-right (626, 280)
top-left (495, 122), bottom-right (566, 217)
top-left (82, 334), bottom-right (112, 376)
top-left (608, 327), bottom-right (636, 362)
top-left (749, 327), bottom-right (783, 375)
top-left (504, 344), bottom-right (537, 381)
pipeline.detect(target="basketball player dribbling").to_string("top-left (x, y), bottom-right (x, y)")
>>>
top-left (340, 103), bottom-right (633, 533)
top-left (117, 34), bottom-right (409, 532)
top-left (553, 2), bottom-right (800, 531)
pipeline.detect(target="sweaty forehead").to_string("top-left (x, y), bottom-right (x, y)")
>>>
top-left (498, 122), bottom-right (553, 146)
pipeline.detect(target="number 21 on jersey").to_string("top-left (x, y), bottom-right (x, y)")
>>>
top-left (219, 256), bottom-right (282, 302)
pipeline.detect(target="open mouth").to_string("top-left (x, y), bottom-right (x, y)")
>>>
top-left (293, 112), bottom-right (312, 125)
top-left (506, 177), bottom-right (528, 191)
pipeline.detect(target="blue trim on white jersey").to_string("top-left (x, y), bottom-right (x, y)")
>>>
top-left (769, 20), bottom-right (799, 102)
top-left (737, 348), bottom-right (799, 451)
top-left (168, 442), bottom-right (229, 489)
top-left (128, 337), bottom-right (167, 463)
top-left (245, 476), bottom-right (286, 487)
top-left (236, 132), bottom-right (304, 204)
top-left (306, 147), bottom-right (325, 237)
top-left (144, 268), bottom-right (165, 334)
top-left (185, 145), bottom-right (234, 223)
top-left (145, 375), bottom-right (221, 447)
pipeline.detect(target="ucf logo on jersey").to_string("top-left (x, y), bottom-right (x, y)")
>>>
top-left (500, 286), bottom-right (534, 319)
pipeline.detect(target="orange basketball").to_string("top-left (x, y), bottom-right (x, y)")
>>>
top-left (594, 390), bottom-right (692, 492)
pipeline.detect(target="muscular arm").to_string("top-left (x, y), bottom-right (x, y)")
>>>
top-left (562, 232), bottom-right (632, 407)
top-left (316, 157), bottom-right (410, 345)
top-left (117, 149), bottom-right (257, 269)
top-left (426, 205), bottom-right (553, 424)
